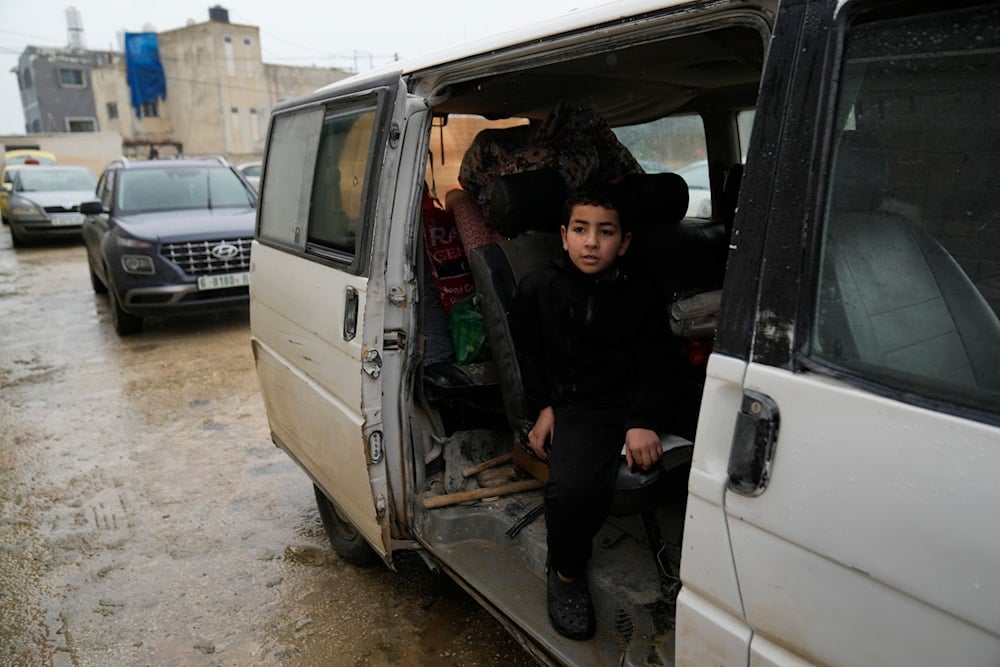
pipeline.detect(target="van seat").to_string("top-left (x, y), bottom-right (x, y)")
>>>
top-left (445, 188), bottom-right (502, 261)
top-left (470, 169), bottom-right (693, 593)
top-left (469, 169), bottom-right (567, 430)
top-left (821, 136), bottom-right (1000, 391)
top-left (622, 173), bottom-right (729, 298)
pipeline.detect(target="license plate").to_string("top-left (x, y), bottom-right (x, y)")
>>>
top-left (197, 272), bottom-right (250, 291)
top-left (51, 213), bottom-right (84, 226)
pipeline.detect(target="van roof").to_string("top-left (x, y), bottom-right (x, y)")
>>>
top-left (285, 0), bottom-right (775, 127)
top-left (312, 0), bottom-right (708, 94)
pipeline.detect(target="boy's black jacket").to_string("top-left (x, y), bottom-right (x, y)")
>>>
top-left (509, 255), bottom-right (685, 434)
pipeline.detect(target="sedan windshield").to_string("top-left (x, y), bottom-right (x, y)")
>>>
top-left (117, 167), bottom-right (256, 213)
top-left (17, 168), bottom-right (97, 192)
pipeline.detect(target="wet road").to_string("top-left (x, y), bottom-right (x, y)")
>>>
top-left (0, 232), bottom-right (534, 666)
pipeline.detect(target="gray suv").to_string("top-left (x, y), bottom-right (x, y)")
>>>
top-left (81, 157), bottom-right (257, 336)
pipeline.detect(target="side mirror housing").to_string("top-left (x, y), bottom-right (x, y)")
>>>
top-left (80, 200), bottom-right (105, 215)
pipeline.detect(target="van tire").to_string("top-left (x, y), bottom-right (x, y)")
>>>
top-left (313, 484), bottom-right (378, 566)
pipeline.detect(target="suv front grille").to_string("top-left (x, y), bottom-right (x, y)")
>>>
top-left (162, 237), bottom-right (252, 276)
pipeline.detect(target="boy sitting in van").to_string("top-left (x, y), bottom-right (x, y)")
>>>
top-left (509, 183), bottom-right (684, 640)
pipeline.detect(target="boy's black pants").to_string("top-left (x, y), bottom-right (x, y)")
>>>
top-left (545, 403), bottom-right (627, 580)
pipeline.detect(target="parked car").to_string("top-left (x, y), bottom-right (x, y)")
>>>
top-left (5, 165), bottom-right (96, 246)
top-left (236, 161), bottom-right (262, 190)
top-left (1, 150), bottom-right (58, 224)
top-left (81, 157), bottom-right (257, 336)
top-left (3, 149), bottom-right (57, 166)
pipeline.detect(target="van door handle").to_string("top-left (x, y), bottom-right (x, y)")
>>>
top-left (727, 390), bottom-right (780, 496)
top-left (343, 286), bottom-right (359, 341)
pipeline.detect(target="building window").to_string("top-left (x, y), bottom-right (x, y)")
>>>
top-left (107, 102), bottom-right (118, 120)
top-left (31, 119), bottom-right (41, 133)
top-left (224, 36), bottom-right (236, 76)
top-left (66, 117), bottom-right (97, 132)
top-left (250, 107), bottom-right (261, 142)
top-left (59, 68), bottom-right (85, 87)
top-left (20, 68), bottom-right (32, 89)
top-left (141, 101), bottom-right (159, 118)
top-left (228, 107), bottom-right (240, 145)
top-left (243, 37), bottom-right (251, 46)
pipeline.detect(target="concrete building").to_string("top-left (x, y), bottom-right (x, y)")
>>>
top-left (16, 46), bottom-right (114, 134)
top-left (13, 6), bottom-right (353, 163)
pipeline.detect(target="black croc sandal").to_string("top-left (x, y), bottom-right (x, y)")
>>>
top-left (547, 569), bottom-right (596, 640)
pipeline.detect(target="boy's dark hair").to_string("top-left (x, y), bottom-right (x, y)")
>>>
top-left (563, 182), bottom-right (629, 231)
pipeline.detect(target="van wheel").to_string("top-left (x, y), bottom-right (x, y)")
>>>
top-left (314, 484), bottom-right (378, 566)
top-left (110, 288), bottom-right (142, 336)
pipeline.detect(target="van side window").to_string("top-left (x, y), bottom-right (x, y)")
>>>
top-left (813, 4), bottom-right (1000, 418)
top-left (307, 100), bottom-right (378, 259)
top-left (258, 107), bottom-right (324, 250)
top-left (613, 114), bottom-right (710, 218)
top-left (736, 110), bottom-right (754, 161)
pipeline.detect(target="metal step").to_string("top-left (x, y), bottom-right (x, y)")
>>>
top-left (412, 489), bottom-right (678, 666)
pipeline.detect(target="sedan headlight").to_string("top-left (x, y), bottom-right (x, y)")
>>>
top-left (121, 254), bottom-right (155, 275)
top-left (8, 197), bottom-right (46, 221)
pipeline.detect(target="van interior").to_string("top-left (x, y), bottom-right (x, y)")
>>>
top-left (396, 16), bottom-right (768, 664)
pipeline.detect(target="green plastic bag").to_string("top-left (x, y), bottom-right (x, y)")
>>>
top-left (448, 295), bottom-right (491, 365)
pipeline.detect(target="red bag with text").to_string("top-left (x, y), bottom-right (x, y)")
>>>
top-left (422, 187), bottom-right (476, 313)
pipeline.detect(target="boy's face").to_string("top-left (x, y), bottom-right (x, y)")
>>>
top-left (561, 203), bottom-right (631, 280)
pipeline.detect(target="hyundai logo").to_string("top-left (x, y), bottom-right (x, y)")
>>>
top-left (211, 243), bottom-right (239, 260)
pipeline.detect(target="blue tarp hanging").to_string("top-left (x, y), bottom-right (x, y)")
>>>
top-left (124, 33), bottom-right (167, 118)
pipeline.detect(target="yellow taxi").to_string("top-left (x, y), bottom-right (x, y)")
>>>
top-left (2, 149), bottom-right (57, 223)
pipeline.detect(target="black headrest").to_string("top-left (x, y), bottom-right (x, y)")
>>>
top-left (620, 172), bottom-right (689, 228)
top-left (487, 169), bottom-right (567, 237)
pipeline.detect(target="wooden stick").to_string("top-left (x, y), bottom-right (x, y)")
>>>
top-left (422, 478), bottom-right (544, 509)
top-left (461, 452), bottom-right (514, 478)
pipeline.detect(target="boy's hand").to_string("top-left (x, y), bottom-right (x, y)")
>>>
top-left (625, 427), bottom-right (661, 471)
top-left (527, 406), bottom-right (554, 461)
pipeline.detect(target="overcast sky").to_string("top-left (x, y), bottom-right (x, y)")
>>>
top-left (0, 0), bottom-right (610, 135)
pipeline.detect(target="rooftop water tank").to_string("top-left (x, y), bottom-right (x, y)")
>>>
top-left (209, 5), bottom-right (229, 23)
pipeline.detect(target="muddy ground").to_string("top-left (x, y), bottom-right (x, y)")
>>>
top-left (0, 231), bottom-right (535, 666)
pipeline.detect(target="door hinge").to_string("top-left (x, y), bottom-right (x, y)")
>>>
top-left (383, 330), bottom-right (406, 351)
top-left (368, 430), bottom-right (384, 464)
top-left (375, 494), bottom-right (388, 517)
top-left (388, 284), bottom-right (407, 308)
top-left (362, 349), bottom-right (382, 379)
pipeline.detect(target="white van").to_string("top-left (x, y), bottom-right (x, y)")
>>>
top-left (249, 0), bottom-right (1000, 664)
